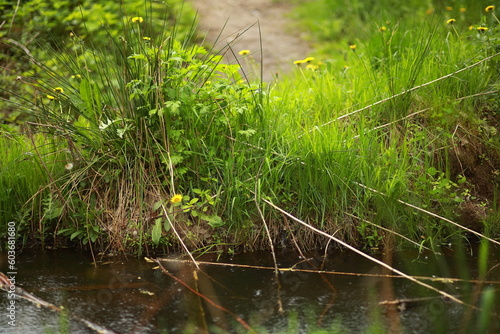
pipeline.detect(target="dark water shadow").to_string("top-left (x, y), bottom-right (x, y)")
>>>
top-left (1, 243), bottom-right (499, 333)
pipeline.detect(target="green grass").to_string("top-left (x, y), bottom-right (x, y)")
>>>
top-left (267, 0), bottom-right (500, 247)
top-left (0, 0), bottom-right (499, 254)
top-left (0, 130), bottom-right (67, 244)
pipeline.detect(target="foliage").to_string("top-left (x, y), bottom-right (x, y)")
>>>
top-left (0, 131), bottom-right (68, 246)
top-left (0, 0), bottom-right (195, 125)
top-left (273, 0), bottom-right (500, 247)
top-left (0, 0), bottom-right (499, 254)
top-left (1, 0), bottom-right (263, 252)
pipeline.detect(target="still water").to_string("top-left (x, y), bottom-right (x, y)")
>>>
top-left (1, 245), bottom-right (499, 333)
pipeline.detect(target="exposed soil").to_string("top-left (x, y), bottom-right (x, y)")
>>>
top-left (451, 111), bottom-right (500, 231)
top-left (189, 0), bottom-right (311, 81)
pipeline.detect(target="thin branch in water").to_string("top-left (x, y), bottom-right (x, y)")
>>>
top-left (0, 272), bottom-right (117, 334)
top-left (255, 193), bottom-right (285, 314)
top-left (150, 259), bottom-right (256, 333)
top-left (260, 197), bottom-right (474, 308)
top-left (161, 204), bottom-right (200, 270)
top-left (158, 258), bottom-right (500, 285)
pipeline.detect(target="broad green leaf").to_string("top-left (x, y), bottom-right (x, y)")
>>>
top-left (153, 200), bottom-right (164, 211)
top-left (200, 214), bottom-right (224, 228)
top-left (57, 228), bottom-right (73, 235)
top-left (79, 79), bottom-right (92, 116)
top-left (70, 230), bottom-right (83, 240)
top-left (128, 53), bottom-right (148, 61)
top-left (152, 218), bottom-right (163, 244)
top-left (90, 233), bottom-right (99, 243)
top-left (188, 198), bottom-right (199, 205)
top-left (165, 101), bottom-right (181, 115)
top-left (163, 218), bottom-right (171, 232)
top-left (46, 206), bottom-right (63, 220)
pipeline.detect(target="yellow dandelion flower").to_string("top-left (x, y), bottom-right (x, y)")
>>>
top-left (142, 36), bottom-right (151, 41)
top-left (53, 87), bottom-right (64, 93)
top-left (469, 25), bottom-right (475, 30)
top-left (303, 57), bottom-right (315, 63)
top-left (485, 6), bottom-right (495, 12)
top-left (132, 17), bottom-right (144, 23)
top-left (349, 44), bottom-right (357, 51)
top-left (47, 95), bottom-right (56, 100)
top-left (477, 26), bottom-right (489, 32)
top-left (306, 64), bottom-right (318, 71)
top-left (446, 18), bottom-right (456, 25)
top-left (170, 194), bottom-right (183, 204)
top-left (459, 8), bottom-right (466, 13)
top-left (293, 60), bottom-right (306, 65)
top-left (445, 6), bottom-right (453, 11)
top-left (379, 26), bottom-right (387, 32)
top-left (238, 49), bottom-right (250, 56)
top-left (71, 74), bottom-right (82, 79)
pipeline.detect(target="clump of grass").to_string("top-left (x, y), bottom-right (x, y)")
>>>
top-left (1, 0), bottom-right (499, 255)
top-left (0, 130), bottom-right (68, 246)
top-left (266, 0), bottom-right (500, 249)
top-left (2, 1), bottom-right (267, 255)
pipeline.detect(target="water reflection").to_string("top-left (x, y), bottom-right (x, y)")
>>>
top-left (0, 244), bottom-right (499, 333)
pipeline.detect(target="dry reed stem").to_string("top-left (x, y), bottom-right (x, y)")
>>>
top-left (255, 196), bottom-right (284, 313)
top-left (285, 219), bottom-right (308, 259)
top-left (344, 212), bottom-right (432, 251)
top-left (152, 259), bottom-right (256, 333)
top-left (261, 197), bottom-right (472, 307)
top-left (354, 182), bottom-right (500, 246)
top-left (157, 258), bottom-right (500, 285)
top-left (161, 204), bottom-right (200, 270)
top-left (255, 161), bottom-right (284, 312)
top-left (298, 51), bottom-right (500, 138)
top-left (348, 90), bottom-right (499, 141)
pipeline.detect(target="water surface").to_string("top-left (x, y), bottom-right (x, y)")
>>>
top-left (1, 245), bottom-right (499, 333)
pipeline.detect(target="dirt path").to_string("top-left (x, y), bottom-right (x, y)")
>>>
top-left (189, 0), bottom-right (311, 81)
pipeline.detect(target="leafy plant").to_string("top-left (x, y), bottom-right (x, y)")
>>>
top-left (1, 0), bottom-right (499, 255)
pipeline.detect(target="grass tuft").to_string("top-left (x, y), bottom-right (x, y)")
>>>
top-left (0, 0), bottom-right (499, 255)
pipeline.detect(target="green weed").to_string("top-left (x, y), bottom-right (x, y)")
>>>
top-left (1, 0), bottom-right (499, 254)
